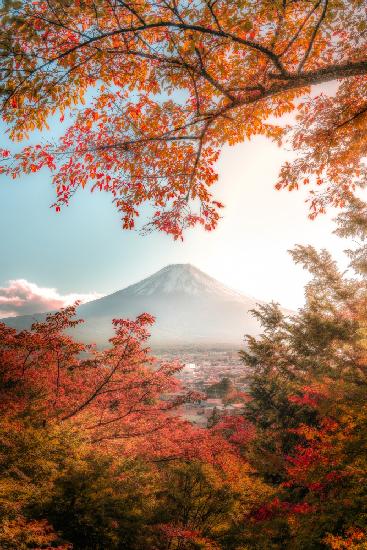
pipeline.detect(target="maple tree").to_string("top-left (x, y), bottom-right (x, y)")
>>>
top-left (0, 305), bottom-right (271, 548)
top-left (0, 305), bottom-right (225, 460)
top-left (1, 0), bottom-right (367, 237)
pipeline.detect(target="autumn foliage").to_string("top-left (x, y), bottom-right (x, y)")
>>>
top-left (1, 199), bottom-right (367, 548)
top-left (0, 306), bottom-right (268, 549)
top-left (1, 2), bottom-right (367, 545)
top-left (1, 1), bottom-right (367, 236)
top-left (238, 197), bottom-right (367, 548)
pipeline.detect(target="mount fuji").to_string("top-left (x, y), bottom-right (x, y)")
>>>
top-left (1, 264), bottom-right (268, 348)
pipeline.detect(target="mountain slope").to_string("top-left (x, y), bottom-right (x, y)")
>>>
top-left (1, 264), bottom-right (267, 347)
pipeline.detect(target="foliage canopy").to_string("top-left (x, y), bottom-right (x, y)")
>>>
top-left (1, 0), bottom-right (367, 236)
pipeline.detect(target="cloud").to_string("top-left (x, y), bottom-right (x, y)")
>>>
top-left (0, 279), bottom-right (103, 318)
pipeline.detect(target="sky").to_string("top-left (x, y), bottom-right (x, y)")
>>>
top-left (0, 117), bottom-right (352, 317)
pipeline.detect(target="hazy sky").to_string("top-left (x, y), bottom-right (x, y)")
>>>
top-left (0, 118), bottom-right (351, 315)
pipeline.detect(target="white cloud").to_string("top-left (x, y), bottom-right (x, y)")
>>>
top-left (0, 279), bottom-right (102, 318)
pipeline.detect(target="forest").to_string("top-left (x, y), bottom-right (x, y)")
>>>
top-left (1, 0), bottom-right (367, 548)
top-left (1, 198), bottom-right (367, 549)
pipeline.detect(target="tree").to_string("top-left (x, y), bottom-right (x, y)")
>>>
top-left (240, 197), bottom-right (367, 548)
top-left (151, 458), bottom-right (271, 550)
top-left (206, 377), bottom-right (233, 399)
top-left (1, 1), bottom-right (367, 237)
top-left (0, 306), bottom-right (226, 459)
top-left (44, 453), bottom-right (156, 549)
top-left (1, 306), bottom-right (268, 549)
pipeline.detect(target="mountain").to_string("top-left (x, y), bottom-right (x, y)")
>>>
top-left (1, 264), bottom-right (268, 348)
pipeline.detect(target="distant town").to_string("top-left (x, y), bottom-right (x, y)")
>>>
top-left (157, 347), bottom-right (249, 427)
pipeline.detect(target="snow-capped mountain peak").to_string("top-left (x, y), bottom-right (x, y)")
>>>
top-left (126, 264), bottom-right (244, 299)
top-left (1, 264), bottom-right (268, 347)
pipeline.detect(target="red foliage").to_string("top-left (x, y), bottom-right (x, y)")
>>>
top-left (211, 416), bottom-right (256, 449)
top-left (0, 306), bottom-right (235, 463)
